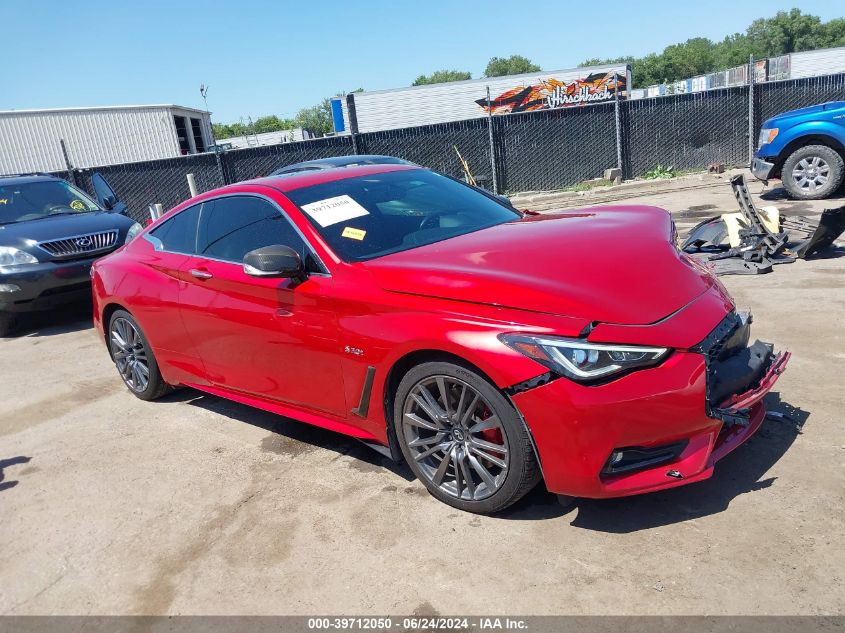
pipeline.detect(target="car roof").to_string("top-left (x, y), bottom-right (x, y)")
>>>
top-left (0, 174), bottom-right (63, 186)
top-left (247, 163), bottom-right (424, 193)
top-left (269, 154), bottom-right (414, 176)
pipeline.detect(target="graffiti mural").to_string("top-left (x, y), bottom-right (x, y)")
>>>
top-left (476, 71), bottom-right (626, 114)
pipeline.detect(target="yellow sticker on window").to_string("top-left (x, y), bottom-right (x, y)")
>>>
top-left (341, 226), bottom-right (366, 240)
top-left (69, 200), bottom-right (85, 210)
top-left (0, 199), bottom-right (7, 205)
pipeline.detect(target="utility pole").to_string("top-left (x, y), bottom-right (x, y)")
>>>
top-left (200, 84), bottom-right (216, 148)
top-left (201, 83), bottom-right (227, 185)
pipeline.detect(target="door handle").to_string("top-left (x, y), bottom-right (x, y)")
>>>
top-left (190, 269), bottom-right (212, 280)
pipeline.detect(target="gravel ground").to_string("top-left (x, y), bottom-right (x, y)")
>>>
top-left (1, 178), bottom-right (843, 616)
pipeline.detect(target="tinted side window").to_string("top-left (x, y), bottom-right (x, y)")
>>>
top-left (148, 203), bottom-right (201, 253)
top-left (197, 196), bottom-right (309, 265)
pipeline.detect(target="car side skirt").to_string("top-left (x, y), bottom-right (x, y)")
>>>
top-left (183, 382), bottom-right (381, 442)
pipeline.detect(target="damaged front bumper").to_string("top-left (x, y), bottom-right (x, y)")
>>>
top-left (511, 309), bottom-right (789, 499)
top-left (693, 311), bottom-right (790, 428)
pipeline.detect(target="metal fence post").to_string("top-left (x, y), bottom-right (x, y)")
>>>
top-left (346, 93), bottom-right (361, 155)
top-left (486, 86), bottom-right (499, 194)
top-left (613, 75), bottom-right (623, 176)
top-left (59, 139), bottom-right (74, 183)
top-left (748, 54), bottom-right (755, 165)
top-left (214, 149), bottom-right (229, 186)
top-left (186, 173), bottom-right (198, 197)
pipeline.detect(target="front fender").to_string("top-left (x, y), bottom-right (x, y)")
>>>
top-left (760, 120), bottom-right (845, 160)
top-left (335, 301), bottom-right (587, 443)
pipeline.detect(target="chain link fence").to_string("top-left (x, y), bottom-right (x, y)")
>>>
top-left (756, 72), bottom-right (845, 130)
top-left (495, 102), bottom-right (617, 192)
top-left (11, 71), bottom-right (844, 221)
top-left (358, 119), bottom-right (493, 188)
top-left (623, 86), bottom-right (750, 178)
top-left (222, 135), bottom-right (354, 184)
top-left (71, 154), bottom-right (224, 223)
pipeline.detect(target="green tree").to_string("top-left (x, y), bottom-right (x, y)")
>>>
top-left (483, 55), bottom-right (541, 77)
top-left (745, 9), bottom-right (825, 55)
top-left (294, 98), bottom-right (333, 135)
top-left (821, 18), bottom-right (845, 48)
top-left (580, 9), bottom-right (845, 88)
top-left (412, 70), bottom-right (471, 86)
top-left (251, 115), bottom-right (295, 134)
top-left (212, 122), bottom-right (246, 139)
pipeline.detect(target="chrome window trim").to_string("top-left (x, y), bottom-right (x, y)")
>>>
top-left (146, 193), bottom-right (330, 276)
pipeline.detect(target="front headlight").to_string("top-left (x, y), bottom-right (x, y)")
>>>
top-left (499, 334), bottom-right (669, 383)
top-left (758, 127), bottom-right (778, 147)
top-left (125, 222), bottom-right (142, 244)
top-left (0, 246), bottom-right (38, 267)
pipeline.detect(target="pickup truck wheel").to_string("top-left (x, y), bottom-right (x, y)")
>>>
top-left (782, 144), bottom-right (844, 200)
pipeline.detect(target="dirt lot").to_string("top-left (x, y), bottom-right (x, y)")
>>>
top-left (1, 177), bottom-right (843, 616)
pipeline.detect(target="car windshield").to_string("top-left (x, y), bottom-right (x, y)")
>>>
top-left (0, 180), bottom-right (101, 224)
top-left (285, 169), bottom-right (520, 261)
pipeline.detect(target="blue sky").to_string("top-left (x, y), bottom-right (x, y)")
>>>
top-left (1, 0), bottom-right (841, 123)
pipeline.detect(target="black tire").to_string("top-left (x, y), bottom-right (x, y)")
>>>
top-left (0, 312), bottom-right (15, 337)
top-left (107, 309), bottom-right (171, 401)
top-left (782, 144), bottom-right (844, 200)
top-left (393, 361), bottom-right (541, 514)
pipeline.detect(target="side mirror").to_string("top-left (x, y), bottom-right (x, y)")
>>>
top-left (91, 172), bottom-right (125, 213)
top-left (243, 245), bottom-right (306, 280)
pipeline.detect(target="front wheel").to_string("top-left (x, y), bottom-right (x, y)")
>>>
top-left (108, 309), bottom-right (171, 401)
top-left (393, 361), bottom-right (541, 514)
top-left (782, 144), bottom-right (844, 200)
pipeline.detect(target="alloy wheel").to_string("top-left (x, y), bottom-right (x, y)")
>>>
top-left (792, 156), bottom-right (830, 193)
top-left (401, 375), bottom-right (509, 501)
top-left (109, 317), bottom-right (150, 393)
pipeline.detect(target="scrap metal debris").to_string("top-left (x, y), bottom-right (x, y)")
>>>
top-left (682, 174), bottom-right (845, 275)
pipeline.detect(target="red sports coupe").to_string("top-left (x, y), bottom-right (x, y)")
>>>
top-left (92, 163), bottom-right (789, 513)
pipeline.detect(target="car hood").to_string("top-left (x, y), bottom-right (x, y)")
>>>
top-left (764, 100), bottom-right (845, 128)
top-left (0, 212), bottom-right (135, 248)
top-left (364, 206), bottom-right (715, 325)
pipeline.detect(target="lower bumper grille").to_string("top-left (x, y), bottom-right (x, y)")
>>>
top-left (601, 441), bottom-right (689, 476)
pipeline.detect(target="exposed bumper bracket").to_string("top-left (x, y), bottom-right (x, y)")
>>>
top-left (712, 351), bottom-right (791, 427)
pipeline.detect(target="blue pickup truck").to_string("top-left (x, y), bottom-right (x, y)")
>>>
top-left (752, 100), bottom-right (845, 200)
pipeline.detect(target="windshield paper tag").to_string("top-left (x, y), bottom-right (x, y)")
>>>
top-left (341, 226), bottom-right (366, 240)
top-left (301, 195), bottom-right (369, 227)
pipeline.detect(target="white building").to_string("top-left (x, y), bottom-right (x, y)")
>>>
top-left (215, 128), bottom-right (313, 149)
top-left (334, 64), bottom-right (631, 133)
top-left (0, 104), bottom-right (214, 174)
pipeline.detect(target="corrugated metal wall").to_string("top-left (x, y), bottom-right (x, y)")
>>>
top-left (349, 65), bottom-right (629, 133)
top-left (0, 107), bottom-right (209, 174)
top-left (790, 48), bottom-right (845, 79)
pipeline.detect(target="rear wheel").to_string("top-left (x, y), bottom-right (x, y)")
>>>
top-left (108, 309), bottom-right (171, 400)
top-left (393, 361), bottom-right (541, 514)
top-left (782, 144), bottom-right (844, 200)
